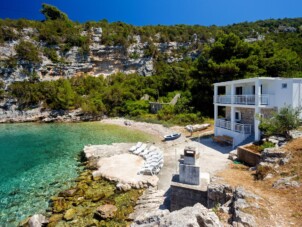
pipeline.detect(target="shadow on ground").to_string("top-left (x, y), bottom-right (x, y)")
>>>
top-left (191, 136), bottom-right (234, 154)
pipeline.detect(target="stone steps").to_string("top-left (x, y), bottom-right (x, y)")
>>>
top-left (129, 188), bottom-right (169, 226)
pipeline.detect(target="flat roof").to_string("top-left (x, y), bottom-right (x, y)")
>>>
top-left (214, 77), bottom-right (301, 86)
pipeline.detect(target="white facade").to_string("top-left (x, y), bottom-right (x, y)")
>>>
top-left (213, 77), bottom-right (302, 147)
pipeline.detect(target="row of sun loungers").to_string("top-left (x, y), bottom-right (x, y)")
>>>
top-left (129, 142), bottom-right (164, 175)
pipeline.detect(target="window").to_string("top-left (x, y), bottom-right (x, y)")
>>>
top-left (282, 83), bottom-right (287, 89)
top-left (235, 111), bottom-right (241, 122)
top-left (236, 87), bottom-right (243, 95)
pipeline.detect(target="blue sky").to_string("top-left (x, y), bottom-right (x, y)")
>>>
top-left (0, 0), bottom-right (301, 26)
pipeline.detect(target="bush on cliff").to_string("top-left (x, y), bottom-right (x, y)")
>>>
top-left (15, 41), bottom-right (41, 64)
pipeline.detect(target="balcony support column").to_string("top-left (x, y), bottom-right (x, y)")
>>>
top-left (254, 79), bottom-right (261, 141)
top-left (231, 84), bottom-right (235, 104)
top-left (231, 106), bottom-right (235, 131)
top-left (214, 85), bottom-right (218, 103)
top-left (214, 105), bottom-right (218, 135)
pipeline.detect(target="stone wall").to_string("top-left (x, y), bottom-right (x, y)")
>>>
top-left (237, 144), bottom-right (261, 166)
top-left (225, 107), bottom-right (255, 125)
top-left (170, 184), bottom-right (207, 211)
top-left (260, 108), bottom-right (277, 119)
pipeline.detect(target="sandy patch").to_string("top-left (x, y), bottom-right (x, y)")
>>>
top-left (95, 153), bottom-right (158, 187)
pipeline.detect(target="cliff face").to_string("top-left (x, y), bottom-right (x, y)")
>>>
top-left (0, 27), bottom-right (201, 85)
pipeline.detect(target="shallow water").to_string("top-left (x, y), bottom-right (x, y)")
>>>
top-left (0, 122), bottom-right (148, 226)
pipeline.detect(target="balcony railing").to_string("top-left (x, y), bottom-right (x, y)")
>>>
top-left (215, 119), bottom-right (252, 134)
top-left (215, 94), bottom-right (271, 106)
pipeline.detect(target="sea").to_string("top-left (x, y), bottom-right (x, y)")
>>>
top-left (0, 122), bottom-right (148, 226)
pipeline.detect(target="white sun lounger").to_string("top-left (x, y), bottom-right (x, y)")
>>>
top-left (146, 155), bottom-right (162, 162)
top-left (144, 150), bottom-right (160, 159)
top-left (140, 145), bottom-right (156, 157)
top-left (138, 166), bottom-right (156, 175)
top-left (129, 142), bottom-right (142, 152)
top-left (133, 143), bottom-right (147, 155)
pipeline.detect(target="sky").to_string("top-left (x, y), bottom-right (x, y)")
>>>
top-left (0, 0), bottom-right (301, 26)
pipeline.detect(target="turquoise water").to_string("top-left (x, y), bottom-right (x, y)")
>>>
top-left (0, 122), bottom-right (149, 226)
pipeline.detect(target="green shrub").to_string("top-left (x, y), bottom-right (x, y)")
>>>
top-left (40, 4), bottom-right (69, 21)
top-left (0, 26), bottom-right (18, 42)
top-left (170, 113), bottom-right (203, 125)
top-left (258, 106), bottom-right (301, 138)
top-left (15, 41), bottom-right (41, 63)
top-left (43, 47), bottom-right (59, 63)
top-left (0, 80), bottom-right (4, 98)
top-left (3, 56), bottom-right (17, 69)
top-left (259, 141), bottom-right (275, 151)
top-left (157, 105), bottom-right (175, 121)
top-left (124, 100), bottom-right (149, 116)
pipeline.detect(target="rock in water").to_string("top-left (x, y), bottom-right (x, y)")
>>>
top-left (28, 214), bottom-right (48, 227)
top-left (58, 188), bottom-right (77, 197)
top-left (64, 208), bottom-right (76, 221)
top-left (95, 204), bottom-right (118, 220)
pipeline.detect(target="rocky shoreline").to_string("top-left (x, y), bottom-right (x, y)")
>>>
top-left (19, 145), bottom-right (146, 226)
top-left (17, 118), bottom-right (236, 227)
top-left (0, 99), bottom-right (101, 123)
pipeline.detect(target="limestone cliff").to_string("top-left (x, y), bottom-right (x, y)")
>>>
top-left (0, 27), bottom-right (202, 85)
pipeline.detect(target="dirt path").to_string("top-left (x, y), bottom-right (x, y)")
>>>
top-left (217, 164), bottom-right (301, 227)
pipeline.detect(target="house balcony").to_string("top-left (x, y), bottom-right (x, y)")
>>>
top-left (215, 119), bottom-right (252, 134)
top-left (214, 94), bottom-right (272, 106)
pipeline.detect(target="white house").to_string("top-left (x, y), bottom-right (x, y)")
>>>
top-left (213, 77), bottom-right (302, 147)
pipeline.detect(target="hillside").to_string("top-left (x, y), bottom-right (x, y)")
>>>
top-left (0, 4), bottom-right (302, 120)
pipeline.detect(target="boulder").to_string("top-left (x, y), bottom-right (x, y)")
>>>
top-left (51, 197), bottom-right (68, 213)
top-left (94, 204), bottom-right (118, 220)
top-left (63, 208), bottom-right (76, 221)
top-left (272, 176), bottom-right (301, 189)
top-left (58, 188), bottom-right (77, 197)
top-left (48, 214), bottom-right (63, 223)
top-left (84, 188), bottom-right (105, 201)
top-left (262, 148), bottom-right (287, 159)
top-left (231, 188), bottom-right (258, 227)
top-left (207, 183), bottom-right (233, 208)
top-left (116, 182), bottom-right (131, 191)
top-left (28, 214), bottom-right (48, 227)
top-left (158, 203), bottom-right (222, 227)
top-left (233, 210), bottom-right (257, 227)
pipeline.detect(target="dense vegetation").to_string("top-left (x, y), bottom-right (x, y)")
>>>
top-left (1, 4), bottom-right (302, 123)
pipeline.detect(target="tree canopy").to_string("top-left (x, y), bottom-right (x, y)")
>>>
top-left (40, 4), bottom-right (69, 21)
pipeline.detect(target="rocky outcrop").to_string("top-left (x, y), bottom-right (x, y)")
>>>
top-left (131, 201), bottom-right (222, 227)
top-left (0, 28), bottom-right (202, 85)
top-left (231, 187), bottom-right (259, 227)
top-left (0, 99), bottom-right (101, 123)
top-left (129, 188), bottom-right (169, 225)
top-left (272, 176), bottom-right (301, 189)
top-left (261, 147), bottom-right (288, 164)
top-left (158, 203), bottom-right (222, 227)
top-left (207, 183), bottom-right (233, 209)
top-left (206, 183), bottom-right (260, 227)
